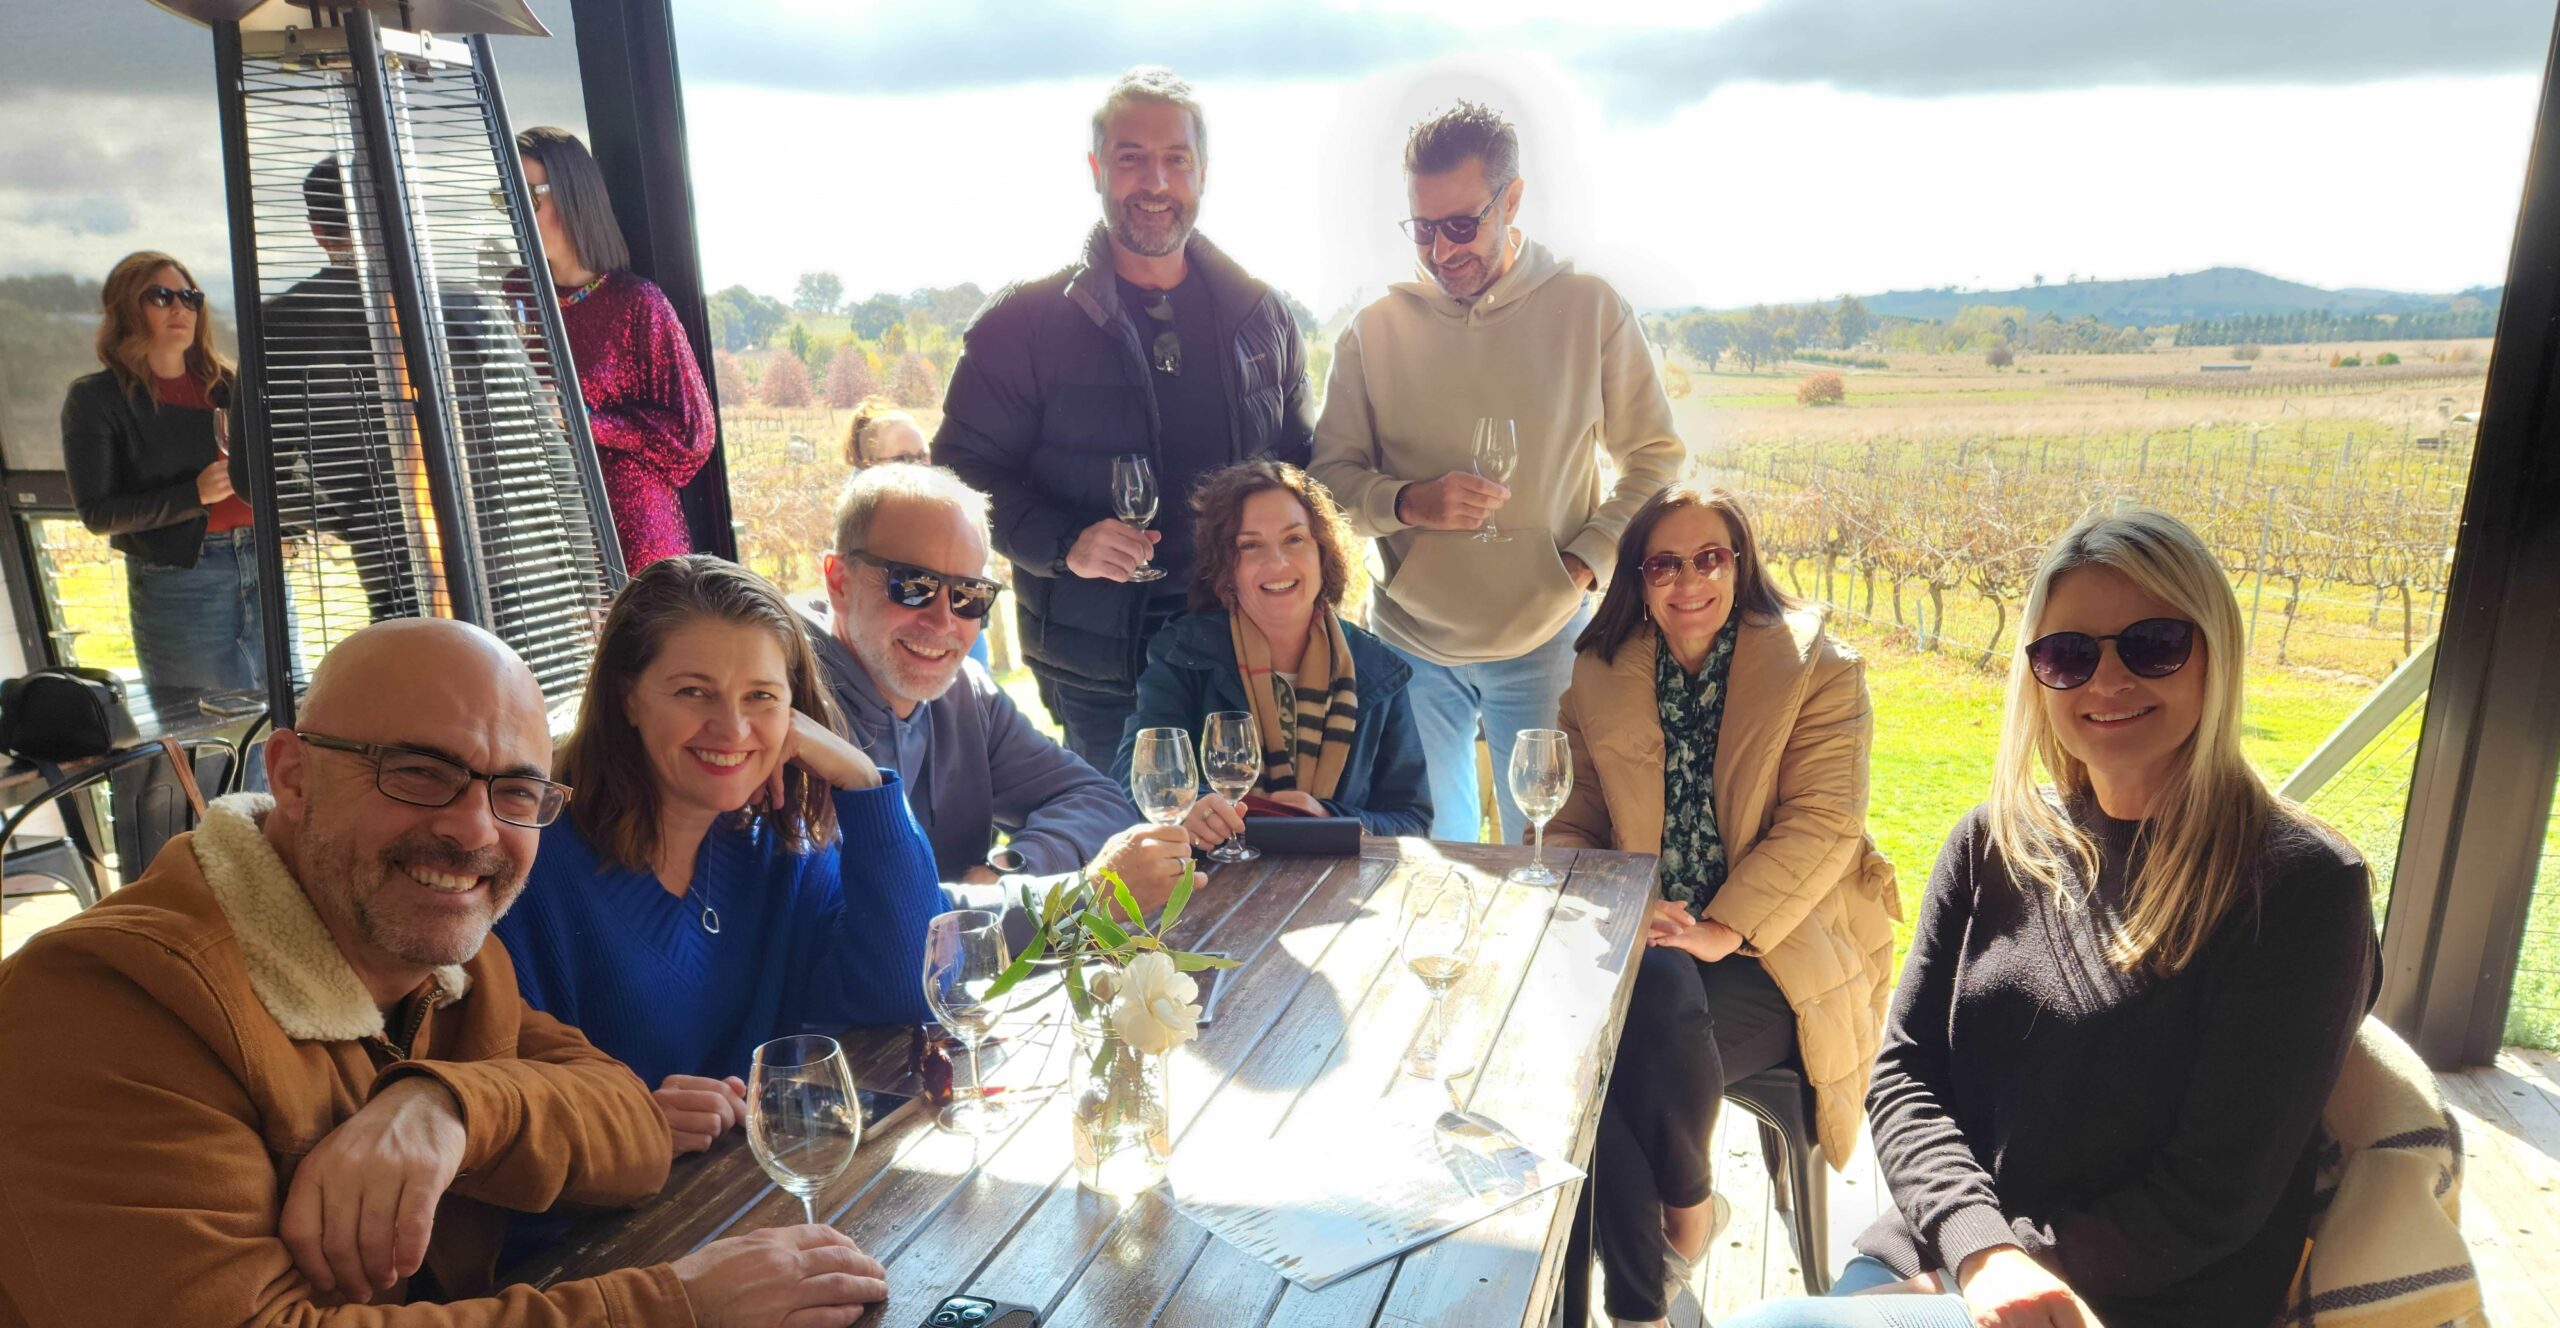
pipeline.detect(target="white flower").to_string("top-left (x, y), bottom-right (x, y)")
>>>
top-left (1106, 951), bottom-right (1200, 1054)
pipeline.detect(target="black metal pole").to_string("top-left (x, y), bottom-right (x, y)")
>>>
top-left (344, 12), bottom-right (493, 630)
top-left (472, 33), bottom-right (628, 594)
top-left (212, 20), bottom-right (303, 728)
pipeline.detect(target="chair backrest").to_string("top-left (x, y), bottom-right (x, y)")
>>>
top-left (0, 739), bottom-right (231, 909)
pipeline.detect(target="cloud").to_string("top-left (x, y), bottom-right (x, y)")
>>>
top-left (1580, 0), bottom-right (2553, 116)
top-left (17, 196), bottom-right (140, 237)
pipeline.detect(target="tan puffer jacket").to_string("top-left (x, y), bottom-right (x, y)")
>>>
top-left (1545, 605), bottom-right (1900, 1163)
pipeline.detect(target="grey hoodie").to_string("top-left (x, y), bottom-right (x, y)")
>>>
top-left (1311, 234), bottom-right (1685, 666)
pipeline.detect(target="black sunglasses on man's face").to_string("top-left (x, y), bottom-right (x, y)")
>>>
top-left (1400, 195), bottom-right (1500, 246)
top-left (847, 550), bottom-right (1004, 620)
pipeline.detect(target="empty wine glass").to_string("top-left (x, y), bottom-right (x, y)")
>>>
top-left (746, 1034), bottom-right (862, 1225)
top-left (922, 909), bottom-right (1012, 1134)
top-left (1401, 868), bottom-right (1483, 1081)
top-left (1113, 453), bottom-right (1167, 583)
top-left (1130, 726), bottom-right (1200, 829)
top-left (1470, 418), bottom-right (1518, 544)
top-left (1509, 729), bottom-right (1572, 886)
top-left (1200, 711), bottom-right (1262, 865)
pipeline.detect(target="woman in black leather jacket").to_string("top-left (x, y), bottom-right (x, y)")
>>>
top-left (61, 251), bottom-right (274, 697)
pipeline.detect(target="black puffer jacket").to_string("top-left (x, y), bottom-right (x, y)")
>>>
top-left (937, 227), bottom-right (1314, 691)
top-left (61, 369), bottom-right (249, 570)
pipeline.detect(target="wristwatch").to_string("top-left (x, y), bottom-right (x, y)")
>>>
top-left (985, 844), bottom-right (1028, 874)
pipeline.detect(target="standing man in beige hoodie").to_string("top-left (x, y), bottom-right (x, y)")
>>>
top-left (1312, 101), bottom-right (1685, 843)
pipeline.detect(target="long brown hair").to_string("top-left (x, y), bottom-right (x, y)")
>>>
top-left (515, 126), bottom-right (631, 274)
top-left (559, 555), bottom-right (841, 870)
top-left (95, 251), bottom-right (231, 402)
top-left (1185, 461), bottom-right (1358, 616)
top-left (1575, 482), bottom-right (1795, 664)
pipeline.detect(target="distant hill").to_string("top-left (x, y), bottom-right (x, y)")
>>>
top-left (1848, 267), bottom-right (2501, 327)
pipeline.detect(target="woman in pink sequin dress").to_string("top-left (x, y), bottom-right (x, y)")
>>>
top-left (519, 127), bottom-right (714, 570)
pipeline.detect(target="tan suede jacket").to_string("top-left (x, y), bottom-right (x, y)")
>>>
top-left (1545, 606), bottom-right (1901, 1163)
top-left (0, 796), bottom-right (688, 1326)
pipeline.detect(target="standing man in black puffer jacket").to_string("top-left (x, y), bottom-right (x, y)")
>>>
top-left (938, 66), bottom-right (1315, 770)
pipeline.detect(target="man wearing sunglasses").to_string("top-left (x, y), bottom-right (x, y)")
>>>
top-left (939, 66), bottom-right (1315, 770)
top-left (807, 466), bottom-right (1190, 909)
top-left (1311, 101), bottom-right (1684, 843)
top-left (0, 618), bottom-right (890, 1326)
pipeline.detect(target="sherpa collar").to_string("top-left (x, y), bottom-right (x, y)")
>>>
top-left (189, 793), bottom-right (471, 1043)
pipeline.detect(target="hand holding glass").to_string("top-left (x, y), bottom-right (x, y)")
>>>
top-left (746, 1034), bottom-right (862, 1224)
top-left (1112, 454), bottom-right (1167, 583)
top-left (1470, 418), bottom-right (1518, 543)
top-left (1509, 729), bottom-right (1572, 886)
top-left (1401, 869), bottom-right (1483, 1081)
top-left (922, 910), bottom-right (1012, 1134)
top-left (1199, 711), bottom-right (1262, 865)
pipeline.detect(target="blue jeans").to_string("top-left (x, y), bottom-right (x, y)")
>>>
top-left (1392, 600), bottom-right (1592, 843)
top-left (1720, 1257), bottom-right (1970, 1327)
top-left (125, 528), bottom-right (278, 698)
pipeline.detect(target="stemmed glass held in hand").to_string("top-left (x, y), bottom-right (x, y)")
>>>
top-left (921, 909), bottom-right (1012, 1135)
top-left (1470, 418), bottom-right (1517, 544)
top-left (1112, 453), bottom-right (1167, 583)
top-left (1129, 726), bottom-right (1200, 830)
top-left (1400, 868), bottom-right (1483, 1082)
top-left (1199, 711), bottom-right (1262, 866)
top-left (1509, 728), bottom-right (1572, 886)
top-left (746, 1034), bottom-right (862, 1225)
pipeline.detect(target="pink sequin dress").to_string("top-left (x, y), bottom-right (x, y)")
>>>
top-left (559, 270), bottom-right (715, 569)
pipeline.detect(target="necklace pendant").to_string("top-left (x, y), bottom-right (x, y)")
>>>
top-left (700, 903), bottom-right (722, 935)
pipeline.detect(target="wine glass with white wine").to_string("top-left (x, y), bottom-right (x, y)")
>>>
top-left (1401, 868), bottom-right (1483, 1081)
top-left (746, 1034), bottom-right (862, 1225)
top-left (1509, 728), bottom-right (1572, 886)
top-left (1129, 726), bottom-right (1200, 830)
top-left (1113, 453), bottom-right (1167, 583)
top-left (1470, 418), bottom-right (1517, 544)
top-left (1199, 711), bottom-right (1261, 865)
top-left (921, 910), bottom-right (1012, 1135)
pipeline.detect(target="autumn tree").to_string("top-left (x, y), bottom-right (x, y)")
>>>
top-left (825, 341), bottom-right (878, 408)
top-left (892, 351), bottom-right (942, 408)
top-left (759, 350), bottom-right (814, 408)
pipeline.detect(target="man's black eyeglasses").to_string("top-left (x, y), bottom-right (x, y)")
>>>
top-left (142, 285), bottom-right (207, 312)
top-left (295, 731), bottom-right (572, 827)
top-left (1136, 289), bottom-right (1180, 376)
top-left (848, 550), bottom-right (1005, 620)
top-left (1400, 195), bottom-right (1500, 247)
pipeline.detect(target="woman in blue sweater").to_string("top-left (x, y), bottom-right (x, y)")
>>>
top-left (1113, 461), bottom-right (1431, 845)
top-left (497, 555), bottom-right (945, 1153)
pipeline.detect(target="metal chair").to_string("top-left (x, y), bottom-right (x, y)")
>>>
top-left (0, 738), bottom-right (236, 910)
top-left (1728, 1061), bottom-right (1833, 1294)
top-left (229, 709), bottom-right (273, 795)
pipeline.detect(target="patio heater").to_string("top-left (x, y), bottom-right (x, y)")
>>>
top-left (151, 0), bottom-right (625, 727)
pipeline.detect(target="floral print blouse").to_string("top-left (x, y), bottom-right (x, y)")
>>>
top-left (1655, 621), bottom-right (1739, 914)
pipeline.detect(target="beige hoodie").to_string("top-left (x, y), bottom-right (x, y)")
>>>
top-left (1311, 234), bottom-right (1686, 666)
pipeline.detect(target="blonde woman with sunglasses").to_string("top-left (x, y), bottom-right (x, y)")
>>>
top-left (1727, 506), bottom-right (2375, 1328)
top-left (62, 251), bottom-right (279, 696)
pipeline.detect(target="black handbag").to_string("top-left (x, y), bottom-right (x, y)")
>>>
top-left (0, 667), bottom-right (140, 760)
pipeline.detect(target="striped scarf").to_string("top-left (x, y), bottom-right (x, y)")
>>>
top-left (1229, 611), bottom-right (1358, 802)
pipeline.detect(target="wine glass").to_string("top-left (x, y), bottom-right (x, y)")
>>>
top-left (1113, 453), bottom-right (1167, 583)
top-left (1199, 711), bottom-right (1262, 865)
top-left (1509, 729), bottom-right (1572, 886)
top-left (1470, 418), bottom-right (1518, 544)
top-left (1129, 726), bottom-right (1200, 829)
top-left (921, 909), bottom-right (1012, 1134)
top-left (746, 1034), bottom-right (862, 1225)
top-left (1401, 868), bottom-right (1483, 1081)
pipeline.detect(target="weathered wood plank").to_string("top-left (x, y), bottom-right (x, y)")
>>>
top-left (2435, 1068), bottom-right (2560, 1324)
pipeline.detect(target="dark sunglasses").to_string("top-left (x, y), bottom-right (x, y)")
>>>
top-left (1639, 545), bottom-right (1735, 588)
top-left (2024, 617), bottom-right (2197, 691)
top-left (142, 285), bottom-right (206, 312)
top-left (848, 549), bottom-right (1004, 620)
top-left (1400, 194), bottom-right (1499, 246)
top-left (1135, 288), bottom-right (1180, 376)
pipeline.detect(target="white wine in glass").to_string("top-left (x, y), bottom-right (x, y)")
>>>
top-left (1509, 728), bottom-right (1572, 886)
top-left (921, 910), bottom-right (1012, 1135)
top-left (1470, 418), bottom-right (1518, 544)
top-left (1401, 869), bottom-right (1483, 1081)
top-left (1199, 710), bottom-right (1261, 865)
top-left (1129, 726), bottom-right (1200, 828)
top-left (746, 1034), bottom-right (862, 1225)
top-left (1113, 453), bottom-right (1168, 583)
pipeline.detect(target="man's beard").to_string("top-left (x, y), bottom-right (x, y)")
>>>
top-left (852, 624), bottom-right (969, 709)
top-left (304, 818), bottom-right (521, 969)
top-left (1108, 193), bottom-right (1193, 259)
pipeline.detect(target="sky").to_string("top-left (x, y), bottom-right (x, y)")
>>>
top-left (0, 0), bottom-right (2549, 316)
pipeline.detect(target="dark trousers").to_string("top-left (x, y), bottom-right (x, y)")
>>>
top-left (1596, 947), bottom-right (1798, 1319)
top-left (1033, 667), bottom-right (1139, 773)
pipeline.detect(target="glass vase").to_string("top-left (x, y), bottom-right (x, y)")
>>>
top-left (1070, 1014), bottom-right (1171, 1197)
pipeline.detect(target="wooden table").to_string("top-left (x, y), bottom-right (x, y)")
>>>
top-left (517, 837), bottom-right (1659, 1328)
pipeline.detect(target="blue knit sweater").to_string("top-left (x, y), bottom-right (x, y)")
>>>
top-left (495, 773), bottom-right (944, 1090)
